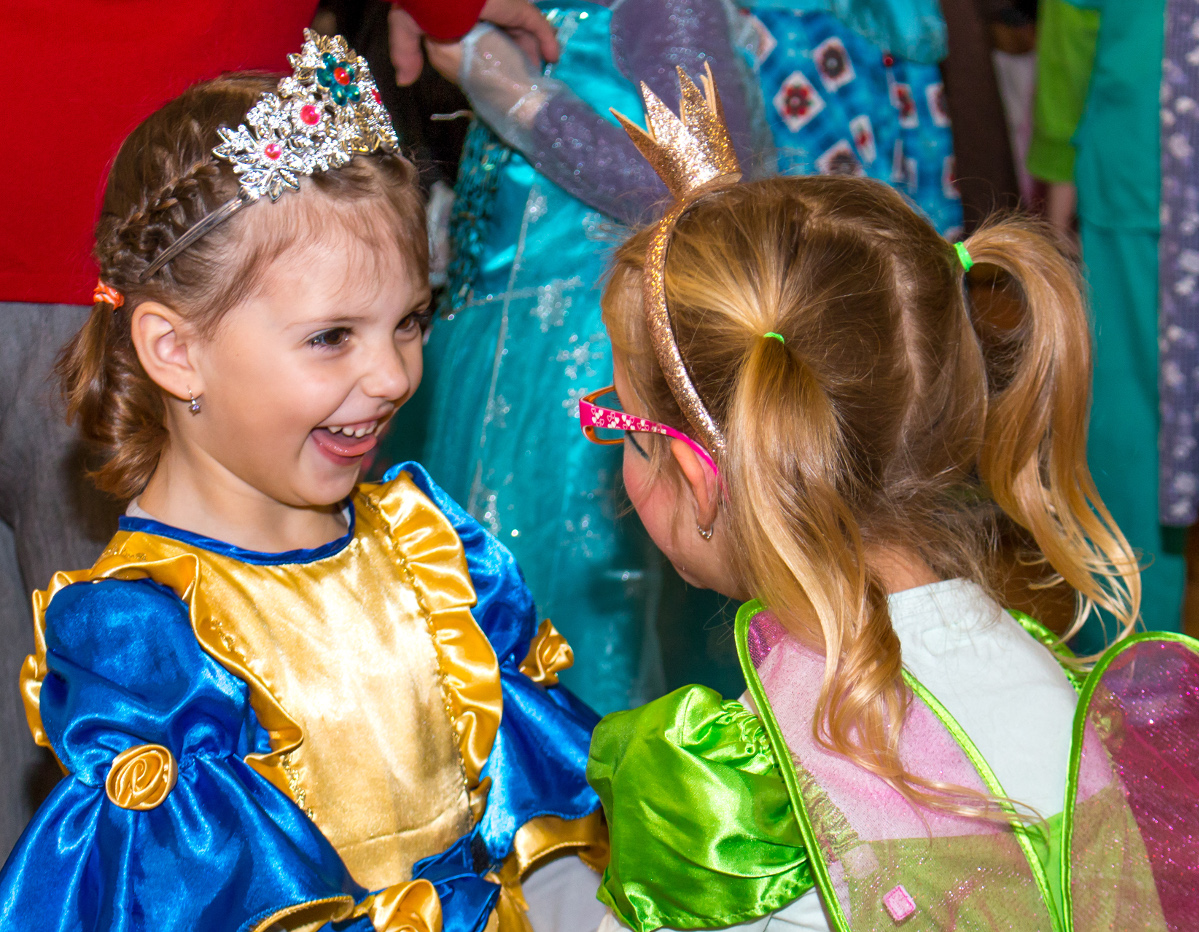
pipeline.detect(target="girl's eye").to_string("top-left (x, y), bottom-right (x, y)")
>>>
top-left (310, 327), bottom-right (350, 348)
top-left (398, 307), bottom-right (432, 335)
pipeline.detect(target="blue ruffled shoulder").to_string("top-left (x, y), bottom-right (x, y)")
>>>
top-left (386, 462), bottom-right (602, 867)
top-left (0, 577), bottom-right (368, 932)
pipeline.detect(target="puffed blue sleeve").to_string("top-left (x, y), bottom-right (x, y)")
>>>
top-left (386, 463), bottom-right (602, 867)
top-left (0, 577), bottom-right (369, 932)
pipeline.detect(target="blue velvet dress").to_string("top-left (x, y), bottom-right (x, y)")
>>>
top-left (0, 463), bottom-right (603, 932)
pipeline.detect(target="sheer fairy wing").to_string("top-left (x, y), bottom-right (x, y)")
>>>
top-left (1065, 635), bottom-right (1199, 932)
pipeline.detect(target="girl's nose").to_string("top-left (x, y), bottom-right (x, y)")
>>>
top-left (363, 344), bottom-right (412, 402)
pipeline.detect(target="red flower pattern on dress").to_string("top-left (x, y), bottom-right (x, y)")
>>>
top-left (773, 70), bottom-right (824, 132)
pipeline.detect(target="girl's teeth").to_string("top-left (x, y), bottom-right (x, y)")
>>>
top-left (323, 421), bottom-right (378, 438)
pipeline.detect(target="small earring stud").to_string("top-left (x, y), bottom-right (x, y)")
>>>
top-left (188, 391), bottom-right (201, 415)
top-left (696, 522), bottom-right (714, 541)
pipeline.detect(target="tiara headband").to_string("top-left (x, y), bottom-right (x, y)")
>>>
top-left (139, 29), bottom-right (397, 282)
top-left (610, 65), bottom-right (741, 460)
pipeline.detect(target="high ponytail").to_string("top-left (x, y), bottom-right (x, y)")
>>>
top-left (965, 219), bottom-right (1140, 646)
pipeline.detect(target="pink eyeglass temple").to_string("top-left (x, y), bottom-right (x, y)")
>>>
top-left (578, 386), bottom-right (722, 483)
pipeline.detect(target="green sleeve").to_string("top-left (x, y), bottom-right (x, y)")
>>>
top-left (1027, 0), bottom-right (1101, 183)
top-left (586, 686), bottom-right (814, 932)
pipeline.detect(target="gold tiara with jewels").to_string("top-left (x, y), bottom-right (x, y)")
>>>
top-left (140, 29), bottom-right (397, 282)
top-left (611, 64), bottom-right (742, 460)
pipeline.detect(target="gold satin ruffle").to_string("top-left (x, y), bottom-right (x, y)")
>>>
top-left (486, 808), bottom-right (611, 932)
top-left (361, 473), bottom-right (502, 808)
top-left (360, 878), bottom-right (443, 932)
top-left (243, 879), bottom-right (442, 932)
top-left (21, 550), bottom-right (308, 801)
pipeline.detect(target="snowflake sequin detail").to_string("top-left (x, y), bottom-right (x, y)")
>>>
top-left (531, 277), bottom-right (582, 332)
top-left (557, 335), bottom-right (602, 380)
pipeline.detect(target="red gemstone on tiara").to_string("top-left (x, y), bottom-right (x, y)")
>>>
top-left (264, 142), bottom-right (282, 160)
top-left (371, 87), bottom-right (382, 104)
top-left (300, 104), bottom-right (320, 125)
top-left (334, 67), bottom-right (351, 86)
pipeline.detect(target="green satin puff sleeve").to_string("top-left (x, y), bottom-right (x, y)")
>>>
top-left (587, 686), bottom-right (814, 931)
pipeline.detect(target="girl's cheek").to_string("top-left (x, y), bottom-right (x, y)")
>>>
top-left (622, 447), bottom-right (671, 541)
top-left (622, 445), bottom-right (650, 510)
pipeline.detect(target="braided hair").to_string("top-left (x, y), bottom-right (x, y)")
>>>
top-left (60, 72), bottom-right (425, 499)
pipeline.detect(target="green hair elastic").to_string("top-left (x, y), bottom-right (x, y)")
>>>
top-left (954, 241), bottom-right (974, 272)
top-left (763, 332), bottom-right (785, 344)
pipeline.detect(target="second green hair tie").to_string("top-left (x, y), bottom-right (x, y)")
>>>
top-left (954, 241), bottom-right (974, 272)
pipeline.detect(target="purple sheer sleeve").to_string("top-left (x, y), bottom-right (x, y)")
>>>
top-left (526, 0), bottom-right (761, 225)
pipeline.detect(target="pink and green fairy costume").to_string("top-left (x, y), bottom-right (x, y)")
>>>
top-left (588, 600), bottom-right (1199, 930)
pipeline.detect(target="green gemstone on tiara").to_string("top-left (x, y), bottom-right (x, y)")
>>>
top-left (317, 53), bottom-right (360, 106)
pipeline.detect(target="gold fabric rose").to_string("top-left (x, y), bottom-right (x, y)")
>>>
top-left (518, 619), bottom-right (574, 688)
top-left (105, 744), bottom-right (178, 810)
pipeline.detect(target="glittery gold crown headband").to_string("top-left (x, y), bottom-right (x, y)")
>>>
top-left (139, 29), bottom-right (397, 282)
top-left (611, 64), bottom-right (742, 460)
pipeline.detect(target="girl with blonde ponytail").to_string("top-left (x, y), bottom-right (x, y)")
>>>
top-left (584, 174), bottom-right (1199, 932)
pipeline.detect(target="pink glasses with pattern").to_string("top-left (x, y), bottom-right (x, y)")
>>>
top-left (578, 386), bottom-right (722, 482)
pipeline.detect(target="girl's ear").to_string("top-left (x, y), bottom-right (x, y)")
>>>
top-left (130, 301), bottom-right (204, 401)
top-left (669, 437), bottom-right (720, 528)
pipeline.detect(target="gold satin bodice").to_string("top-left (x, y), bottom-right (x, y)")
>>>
top-left (25, 472), bottom-right (501, 892)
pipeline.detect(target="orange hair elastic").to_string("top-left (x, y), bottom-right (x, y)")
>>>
top-left (93, 281), bottom-right (124, 309)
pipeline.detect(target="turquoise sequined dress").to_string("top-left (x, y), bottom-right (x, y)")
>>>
top-left (409, 4), bottom-right (667, 714)
top-left (380, 0), bottom-right (760, 713)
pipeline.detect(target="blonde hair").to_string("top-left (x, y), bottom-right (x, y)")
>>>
top-left (603, 175), bottom-right (1139, 814)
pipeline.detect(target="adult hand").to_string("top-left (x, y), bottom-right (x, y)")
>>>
top-left (426, 26), bottom-right (548, 128)
top-left (477, 0), bottom-right (560, 67)
top-left (423, 39), bottom-right (466, 87)
top-left (388, 7), bottom-right (427, 86)
top-left (389, 0), bottom-right (559, 87)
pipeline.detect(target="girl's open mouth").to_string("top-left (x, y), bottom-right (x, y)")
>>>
top-left (311, 425), bottom-right (380, 464)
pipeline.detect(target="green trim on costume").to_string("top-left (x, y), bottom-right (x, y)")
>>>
top-left (735, 598), bottom-right (1080, 931)
top-left (902, 675), bottom-right (1063, 932)
top-left (1058, 630), bottom-right (1199, 931)
top-left (1007, 609), bottom-right (1086, 692)
top-left (735, 599), bottom-right (854, 932)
